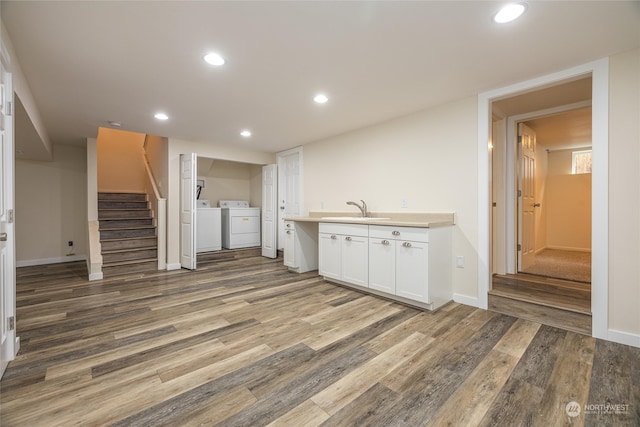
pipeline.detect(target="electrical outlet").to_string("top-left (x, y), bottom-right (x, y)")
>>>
top-left (456, 256), bottom-right (464, 268)
top-left (401, 199), bottom-right (408, 209)
top-left (68, 241), bottom-right (73, 247)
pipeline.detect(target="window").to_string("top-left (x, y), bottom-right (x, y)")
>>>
top-left (572, 149), bottom-right (592, 174)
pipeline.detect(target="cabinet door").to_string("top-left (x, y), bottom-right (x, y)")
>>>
top-left (396, 241), bottom-right (430, 303)
top-left (341, 235), bottom-right (368, 287)
top-left (319, 233), bottom-right (341, 280)
top-left (369, 238), bottom-right (395, 294)
top-left (283, 229), bottom-right (296, 267)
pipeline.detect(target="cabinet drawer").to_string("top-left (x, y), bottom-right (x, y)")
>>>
top-left (319, 222), bottom-right (368, 237)
top-left (369, 225), bottom-right (428, 243)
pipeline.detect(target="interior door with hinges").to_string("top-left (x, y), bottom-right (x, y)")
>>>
top-left (0, 50), bottom-right (16, 378)
top-left (517, 122), bottom-right (537, 271)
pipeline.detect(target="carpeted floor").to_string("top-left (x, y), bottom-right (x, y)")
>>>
top-left (521, 248), bottom-right (591, 283)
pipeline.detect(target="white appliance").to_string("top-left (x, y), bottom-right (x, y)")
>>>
top-left (219, 200), bottom-right (261, 249)
top-left (196, 200), bottom-right (222, 253)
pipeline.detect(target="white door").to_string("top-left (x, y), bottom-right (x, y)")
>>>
top-left (0, 50), bottom-right (16, 378)
top-left (180, 153), bottom-right (197, 270)
top-left (261, 164), bottom-right (277, 258)
top-left (277, 148), bottom-right (302, 250)
top-left (518, 123), bottom-right (536, 271)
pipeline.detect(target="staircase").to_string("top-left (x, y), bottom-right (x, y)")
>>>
top-left (489, 273), bottom-right (592, 335)
top-left (98, 192), bottom-right (158, 277)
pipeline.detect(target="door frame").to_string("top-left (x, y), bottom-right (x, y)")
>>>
top-left (0, 39), bottom-right (17, 377)
top-left (478, 58), bottom-right (609, 340)
top-left (504, 100), bottom-right (593, 274)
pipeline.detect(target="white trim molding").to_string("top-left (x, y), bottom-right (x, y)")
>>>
top-left (16, 255), bottom-right (87, 268)
top-left (478, 58), bottom-right (610, 341)
top-left (453, 293), bottom-right (480, 308)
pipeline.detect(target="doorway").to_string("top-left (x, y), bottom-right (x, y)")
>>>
top-left (481, 63), bottom-right (609, 336)
top-left (515, 108), bottom-right (593, 284)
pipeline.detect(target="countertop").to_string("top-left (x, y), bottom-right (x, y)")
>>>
top-left (284, 211), bottom-right (455, 228)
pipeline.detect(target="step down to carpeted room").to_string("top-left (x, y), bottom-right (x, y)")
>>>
top-left (489, 273), bottom-right (592, 336)
top-left (98, 192), bottom-right (158, 277)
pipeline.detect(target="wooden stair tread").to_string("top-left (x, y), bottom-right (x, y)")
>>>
top-left (99, 225), bottom-right (156, 230)
top-left (102, 257), bottom-right (158, 267)
top-left (100, 236), bottom-right (157, 242)
top-left (488, 288), bottom-right (591, 315)
top-left (102, 246), bottom-right (157, 255)
top-left (489, 294), bottom-right (592, 336)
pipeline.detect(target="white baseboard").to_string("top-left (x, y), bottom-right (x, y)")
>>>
top-left (17, 254), bottom-right (86, 267)
top-left (166, 263), bottom-right (182, 271)
top-left (607, 328), bottom-right (640, 348)
top-left (545, 245), bottom-right (592, 253)
top-left (453, 293), bottom-right (480, 308)
top-left (88, 272), bottom-right (104, 281)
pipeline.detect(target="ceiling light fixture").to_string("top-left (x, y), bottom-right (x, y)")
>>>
top-left (204, 52), bottom-right (225, 66)
top-left (493, 3), bottom-right (527, 23)
top-left (314, 94), bottom-right (329, 104)
top-left (107, 121), bottom-right (121, 127)
top-left (240, 130), bottom-right (251, 137)
top-left (154, 112), bottom-right (169, 121)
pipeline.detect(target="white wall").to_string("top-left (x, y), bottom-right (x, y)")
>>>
top-left (303, 96), bottom-right (479, 300)
top-left (608, 48), bottom-right (640, 338)
top-left (197, 159), bottom-right (252, 206)
top-left (544, 148), bottom-right (591, 251)
top-left (97, 128), bottom-right (146, 193)
top-left (144, 134), bottom-right (169, 198)
top-left (166, 138), bottom-right (275, 268)
top-left (15, 144), bottom-right (87, 265)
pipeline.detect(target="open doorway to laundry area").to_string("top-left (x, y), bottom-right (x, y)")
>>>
top-left (489, 75), bottom-right (593, 334)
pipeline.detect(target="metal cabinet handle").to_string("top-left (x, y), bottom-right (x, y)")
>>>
top-left (286, 223), bottom-right (291, 228)
top-left (345, 236), bottom-right (352, 241)
top-left (330, 234), bottom-right (337, 240)
top-left (0, 233), bottom-right (6, 242)
top-left (533, 203), bottom-right (541, 207)
top-left (286, 230), bottom-right (291, 234)
top-left (402, 242), bottom-right (412, 248)
top-left (381, 240), bottom-right (390, 245)
top-left (392, 230), bottom-right (400, 236)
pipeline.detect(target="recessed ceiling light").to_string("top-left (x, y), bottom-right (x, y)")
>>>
top-left (154, 112), bottom-right (169, 120)
top-left (493, 3), bottom-right (527, 23)
top-left (107, 121), bottom-right (121, 127)
top-left (240, 130), bottom-right (251, 137)
top-left (204, 52), bottom-right (225, 66)
top-left (314, 94), bottom-right (329, 104)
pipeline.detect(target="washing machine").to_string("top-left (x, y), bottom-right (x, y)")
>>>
top-left (219, 200), bottom-right (261, 249)
top-left (196, 200), bottom-right (222, 252)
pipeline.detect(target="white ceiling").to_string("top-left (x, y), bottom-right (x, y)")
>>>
top-left (2, 1), bottom-right (639, 158)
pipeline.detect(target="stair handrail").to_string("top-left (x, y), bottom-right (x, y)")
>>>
top-left (143, 154), bottom-right (166, 270)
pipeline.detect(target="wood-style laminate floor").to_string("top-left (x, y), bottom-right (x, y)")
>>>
top-left (1, 249), bottom-right (638, 426)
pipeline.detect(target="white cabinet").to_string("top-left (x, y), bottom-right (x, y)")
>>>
top-left (396, 240), bottom-right (429, 302)
top-left (319, 223), bottom-right (368, 286)
top-left (283, 222), bottom-right (296, 267)
top-left (284, 221), bottom-right (318, 273)
top-left (368, 237), bottom-right (396, 294)
top-left (368, 225), bottom-right (452, 309)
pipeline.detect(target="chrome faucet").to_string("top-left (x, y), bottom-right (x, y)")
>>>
top-left (347, 200), bottom-right (369, 217)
